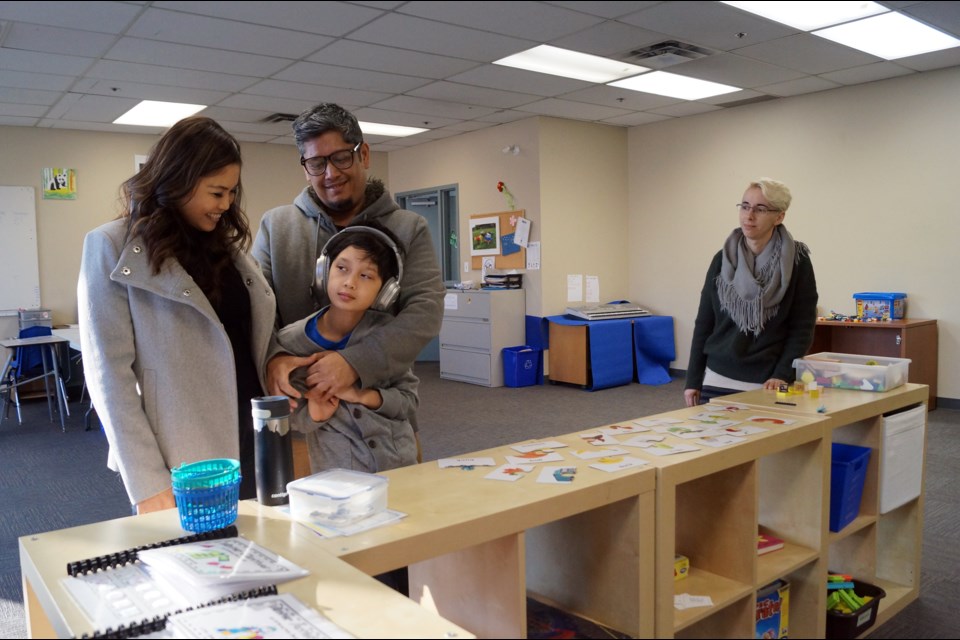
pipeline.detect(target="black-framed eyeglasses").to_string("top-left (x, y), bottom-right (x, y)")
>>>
top-left (300, 141), bottom-right (362, 176)
top-left (736, 203), bottom-right (781, 215)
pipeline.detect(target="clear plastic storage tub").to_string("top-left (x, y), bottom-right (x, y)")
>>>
top-left (287, 468), bottom-right (387, 526)
top-left (793, 352), bottom-right (909, 392)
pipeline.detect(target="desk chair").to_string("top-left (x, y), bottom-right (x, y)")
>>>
top-left (0, 327), bottom-right (70, 429)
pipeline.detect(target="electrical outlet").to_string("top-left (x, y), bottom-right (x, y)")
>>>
top-left (463, 261), bottom-right (470, 273)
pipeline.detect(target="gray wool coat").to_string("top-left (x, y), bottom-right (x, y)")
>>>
top-left (78, 218), bottom-right (276, 505)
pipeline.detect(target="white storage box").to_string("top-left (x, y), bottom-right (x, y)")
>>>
top-left (793, 352), bottom-right (910, 392)
top-left (287, 469), bottom-right (387, 526)
top-left (880, 405), bottom-right (926, 513)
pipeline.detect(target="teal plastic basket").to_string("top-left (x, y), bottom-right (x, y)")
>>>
top-left (171, 458), bottom-right (241, 533)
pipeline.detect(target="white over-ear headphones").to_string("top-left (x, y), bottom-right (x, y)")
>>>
top-left (314, 226), bottom-right (403, 312)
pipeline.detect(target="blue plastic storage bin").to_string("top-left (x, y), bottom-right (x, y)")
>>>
top-left (853, 292), bottom-right (906, 320)
top-left (502, 346), bottom-right (542, 387)
top-left (830, 444), bottom-right (871, 532)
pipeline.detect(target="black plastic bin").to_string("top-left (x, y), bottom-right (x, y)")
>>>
top-left (826, 579), bottom-right (886, 639)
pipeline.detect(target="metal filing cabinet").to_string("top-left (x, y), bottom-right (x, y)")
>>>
top-left (440, 289), bottom-right (525, 387)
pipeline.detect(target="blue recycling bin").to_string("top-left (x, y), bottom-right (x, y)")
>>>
top-left (502, 346), bottom-right (542, 387)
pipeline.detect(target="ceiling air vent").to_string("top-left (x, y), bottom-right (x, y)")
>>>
top-left (261, 112), bottom-right (297, 123)
top-left (624, 40), bottom-right (713, 69)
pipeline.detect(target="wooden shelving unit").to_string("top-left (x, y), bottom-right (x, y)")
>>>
top-left (723, 383), bottom-right (928, 637)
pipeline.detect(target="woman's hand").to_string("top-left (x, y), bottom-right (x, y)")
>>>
top-left (266, 352), bottom-right (321, 409)
top-left (684, 388), bottom-right (701, 407)
top-left (136, 488), bottom-right (176, 514)
top-left (305, 351), bottom-right (359, 402)
top-left (763, 378), bottom-right (787, 390)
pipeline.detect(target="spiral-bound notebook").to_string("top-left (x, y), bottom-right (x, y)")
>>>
top-left (60, 526), bottom-right (321, 639)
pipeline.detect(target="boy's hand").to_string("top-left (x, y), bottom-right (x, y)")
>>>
top-left (305, 390), bottom-right (340, 422)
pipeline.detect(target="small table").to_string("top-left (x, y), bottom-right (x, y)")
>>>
top-left (0, 335), bottom-right (69, 431)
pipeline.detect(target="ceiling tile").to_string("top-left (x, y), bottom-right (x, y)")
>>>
top-left (0, 115), bottom-right (39, 126)
top-left (819, 62), bottom-right (915, 86)
top-left (2, 23), bottom-right (116, 57)
top-left (217, 93), bottom-right (325, 115)
top-left (671, 52), bottom-right (807, 88)
top-left (351, 107), bottom-right (461, 129)
top-left (474, 109), bottom-right (536, 123)
top-left (0, 70), bottom-right (75, 91)
top-left (514, 97), bottom-right (632, 120)
top-left (0, 102), bottom-right (47, 117)
top-left (602, 111), bottom-right (673, 126)
top-left (126, 8), bottom-right (331, 58)
top-left (86, 60), bottom-right (257, 92)
top-left (901, 1), bottom-right (960, 38)
top-left (275, 61), bottom-right (432, 94)
top-left (243, 79), bottom-right (390, 107)
top-left (447, 65), bottom-right (592, 97)
top-left (154, 0), bottom-right (384, 36)
top-left (56, 93), bottom-right (141, 123)
top-left (0, 87), bottom-right (62, 105)
top-left (548, 20), bottom-right (672, 57)
top-left (371, 95), bottom-right (500, 120)
top-left (756, 76), bottom-right (842, 97)
top-left (408, 81), bottom-right (542, 110)
top-left (346, 13), bottom-right (534, 62)
top-left (734, 34), bottom-right (880, 75)
top-left (85, 80), bottom-right (229, 105)
top-left (200, 106), bottom-right (278, 124)
top-left (545, 1), bottom-right (662, 20)
top-left (105, 38), bottom-right (291, 76)
top-left (0, 49), bottom-right (94, 76)
top-left (0, 1), bottom-right (141, 33)
top-left (557, 84), bottom-right (683, 110)
top-left (398, 1), bottom-right (603, 41)
top-left (619, 0), bottom-right (799, 50)
top-left (894, 45), bottom-right (960, 72)
top-left (306, 40), bottom-right (480, 79)
top-left (646, 101), bottom-right (722, 117)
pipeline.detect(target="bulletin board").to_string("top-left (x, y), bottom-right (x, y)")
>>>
top-left (469, 210), bottom-right (526, 270)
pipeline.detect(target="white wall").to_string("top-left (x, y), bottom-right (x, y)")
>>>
top-left (627, 65), bottom-right (960, 399)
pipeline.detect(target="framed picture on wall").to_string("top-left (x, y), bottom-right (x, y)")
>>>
top-left (470, 216), bottom-right (500, 256)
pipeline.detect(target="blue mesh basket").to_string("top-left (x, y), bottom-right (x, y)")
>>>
top-left (171, 459), bottom-right (241, 533)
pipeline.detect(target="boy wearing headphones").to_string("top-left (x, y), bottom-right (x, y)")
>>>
top-left (276, 223), bottom-right (418, 473)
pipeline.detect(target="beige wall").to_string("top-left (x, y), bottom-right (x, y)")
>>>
top-left (3, 64), bottom-right (956, 399)
top-left (0, 125), bottom-right (388, 324)
top-left (627, 65), bottom-right (960, 400)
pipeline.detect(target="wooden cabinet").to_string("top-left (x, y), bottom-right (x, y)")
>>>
top-left (810, 319), bottom-right (937, 408)
top-left (440, 289), bottom-right (525, 387)
top-left (720, 384), bottom-right (929, 639)
top-left (645, 407), bottom-right (830, 637)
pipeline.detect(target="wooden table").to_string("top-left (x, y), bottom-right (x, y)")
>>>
top-left (312, 434), bottom-right (658, 639)
top-left (19, 504), bottom-right (473, 639)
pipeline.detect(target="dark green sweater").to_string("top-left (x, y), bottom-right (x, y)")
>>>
top-left (685, 248), bottom-right (818, 389)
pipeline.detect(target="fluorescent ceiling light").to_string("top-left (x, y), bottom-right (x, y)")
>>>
top-left (609, 71), bottom-right (741, 100)
top-left (722, 1), bottom-right (888, 31)
top-left (494, 44), bottom-right (648, 83)
top-left (359, 121), bottom-right (427, 137)
top-left (814, 12), bottom-right (960, 59)
top-left (114, 100), bottom-right (206, 127)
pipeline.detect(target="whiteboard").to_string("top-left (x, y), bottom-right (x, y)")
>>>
top-left (0, 186), bottom-right (41, 310)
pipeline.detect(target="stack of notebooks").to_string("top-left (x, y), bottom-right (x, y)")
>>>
top-left (61, 526), bottom-right (352, 638)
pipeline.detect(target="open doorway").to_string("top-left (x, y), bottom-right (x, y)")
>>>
top-left (396, 184), bottom-right (459, 361)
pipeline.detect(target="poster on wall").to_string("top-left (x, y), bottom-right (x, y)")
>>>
top-left (41, 168), bottom-right (77, 200)
top-left (470, 216), bottom-right (500, 256)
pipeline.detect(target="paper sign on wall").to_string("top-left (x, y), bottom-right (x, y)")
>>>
top-left (567, 274), bottom-right (583, 302)
top-left (514, 217), bottom-right (531, 247)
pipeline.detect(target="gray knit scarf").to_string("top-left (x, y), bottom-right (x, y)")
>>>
top-left (716, 225), bottom-right (804, 336)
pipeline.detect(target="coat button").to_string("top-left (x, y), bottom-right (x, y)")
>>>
top-left (132, 245), bottom-right (142, 253)
top-left (245, 278), bottom-right (253, 286)
top-left (353, 408), bottom-right (362, 419)
top-left (120, 267), bottom-right (131, 275)
top-left (182, 289), bottom-right (191, 297)
top-left (368, 440), bottom-right (377, 449)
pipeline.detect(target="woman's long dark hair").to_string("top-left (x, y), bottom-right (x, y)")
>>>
top-left (122, 116), bottom-right (249, 303)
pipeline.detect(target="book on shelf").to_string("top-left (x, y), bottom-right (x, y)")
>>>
top-left (757, 533), bottom-right (785, 555)
top-left (59, 525), bottom-right (327, 638)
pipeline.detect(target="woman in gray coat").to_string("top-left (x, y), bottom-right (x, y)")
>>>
top-left (78, 117), bottom-right (275, 513)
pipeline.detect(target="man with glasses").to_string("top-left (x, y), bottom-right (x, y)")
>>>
top-left (253, 103), bottom-right (444, 452)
